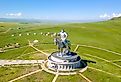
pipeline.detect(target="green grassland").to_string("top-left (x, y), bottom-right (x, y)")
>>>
top-left (0, 65), bottom-right (40, 82)
top-left (0, 18), bottom-right (121, 82)
top-left (16, 71), bottom-right (54, 82)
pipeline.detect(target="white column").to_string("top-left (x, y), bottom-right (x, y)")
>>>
top-left (68, 65), bottom-right (70, 69)
top-left (57, 64), bottom-right (59, 69)
top-left (78, 62), bottom-right (80, 67)
top-left (69, 65), bottom-right (72, 70)
top-left (67, 65), bottom-right (69, 70)
top-left (66, 65), bottom-right (68, 70)
top-left (72, 64), bottom-right (73, 69)
top-left (56, 64), bottom-right (58, 69)
top-left (69, 65), bottom-right (71, 70)
top-left (59, 65), bottom-right (61, 69)
top-left (64, 65), bottom-right (66, 70)
top-left (74, 64), bottom-right (76, 69)
top-left (71, 65), bottom-right (73, 69)
top-left (75, 63), bottom-right (77, 68)
top-left (63, 65), bottom-right (64, 69)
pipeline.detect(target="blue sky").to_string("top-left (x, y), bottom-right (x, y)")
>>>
top-left (0, 0), bottom-right (121, 20)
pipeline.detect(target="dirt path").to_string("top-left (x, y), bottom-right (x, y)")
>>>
top-left (17, 51), bottom-right (38, 58)
top-left (74, 45), bottom-right (80, 52)
top-left (111, 59), bottom-right (121, 62)
top-left (81, 45), bottom-right (121, 56)
top-left (88, 66), bottom-right (121, 78)
top-left (79, 73), bottom-right (92, 82)
top-left (8, 69), bottom-right (43, 82)
top-left (4, 28), bottom-right (11, 33)
top-left (5, 45), bottom-right (28, 52)
top-left (30, 45), bottom-right (49, 56)
top-left (72, 44), bottom-right (121, 56)
top-left (52, 74), bottom-right (59, 82)
top-left (84, 53), bottom-right (121, 68)
top-left (0, 28), bottom-right (11, 34)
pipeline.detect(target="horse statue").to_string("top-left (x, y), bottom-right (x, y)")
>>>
top-left (54, 30), bottom-right (71, 55)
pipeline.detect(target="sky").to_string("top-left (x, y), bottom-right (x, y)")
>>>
top-left (0, 0), bottom-right (121, 20)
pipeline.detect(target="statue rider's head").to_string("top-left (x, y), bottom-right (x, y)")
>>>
top-left (61, 29), bottom-right (65, 33)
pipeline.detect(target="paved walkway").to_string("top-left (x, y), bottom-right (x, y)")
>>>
top-left (0, 60), bottom-right (44, 66)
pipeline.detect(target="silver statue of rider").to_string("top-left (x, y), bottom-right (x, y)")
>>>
top-left (54, 29), bottom-right (71, 56)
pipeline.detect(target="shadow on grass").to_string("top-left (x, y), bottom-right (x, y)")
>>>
top-left (80, 59), bottom-right (96, 68)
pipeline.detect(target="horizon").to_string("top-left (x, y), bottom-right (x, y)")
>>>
top-left (0, 0), bottom-right (121, 20)
top-left (0, 17), bottom-right (107, 23)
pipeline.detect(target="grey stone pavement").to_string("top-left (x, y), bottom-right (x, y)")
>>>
top-left (0, 60), bottom-right (44, 66)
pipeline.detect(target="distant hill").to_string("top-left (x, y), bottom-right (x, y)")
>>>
top-left (0, 18), bottom-right (42, 23)
top-left (110, 16), bottom-right (121, 20)
top-left (0, 18), bottom-right (105, 23)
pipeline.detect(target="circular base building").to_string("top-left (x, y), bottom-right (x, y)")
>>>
top-left (47, 51), bottom-right (86, 71)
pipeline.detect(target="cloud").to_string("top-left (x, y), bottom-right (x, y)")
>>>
top-left (6, 12), bottom-right (22, 17)
top-left (112, 13), bottom-right (121, 17)
top-left (99, 13), bottom-right (110, 19)
top-left (99, 13), bottom-right (121, 19)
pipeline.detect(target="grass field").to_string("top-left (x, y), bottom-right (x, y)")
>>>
top-left (0, 65), bottom-right (40, 82)
top-left (0, 18), bottom-right (121, 82)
